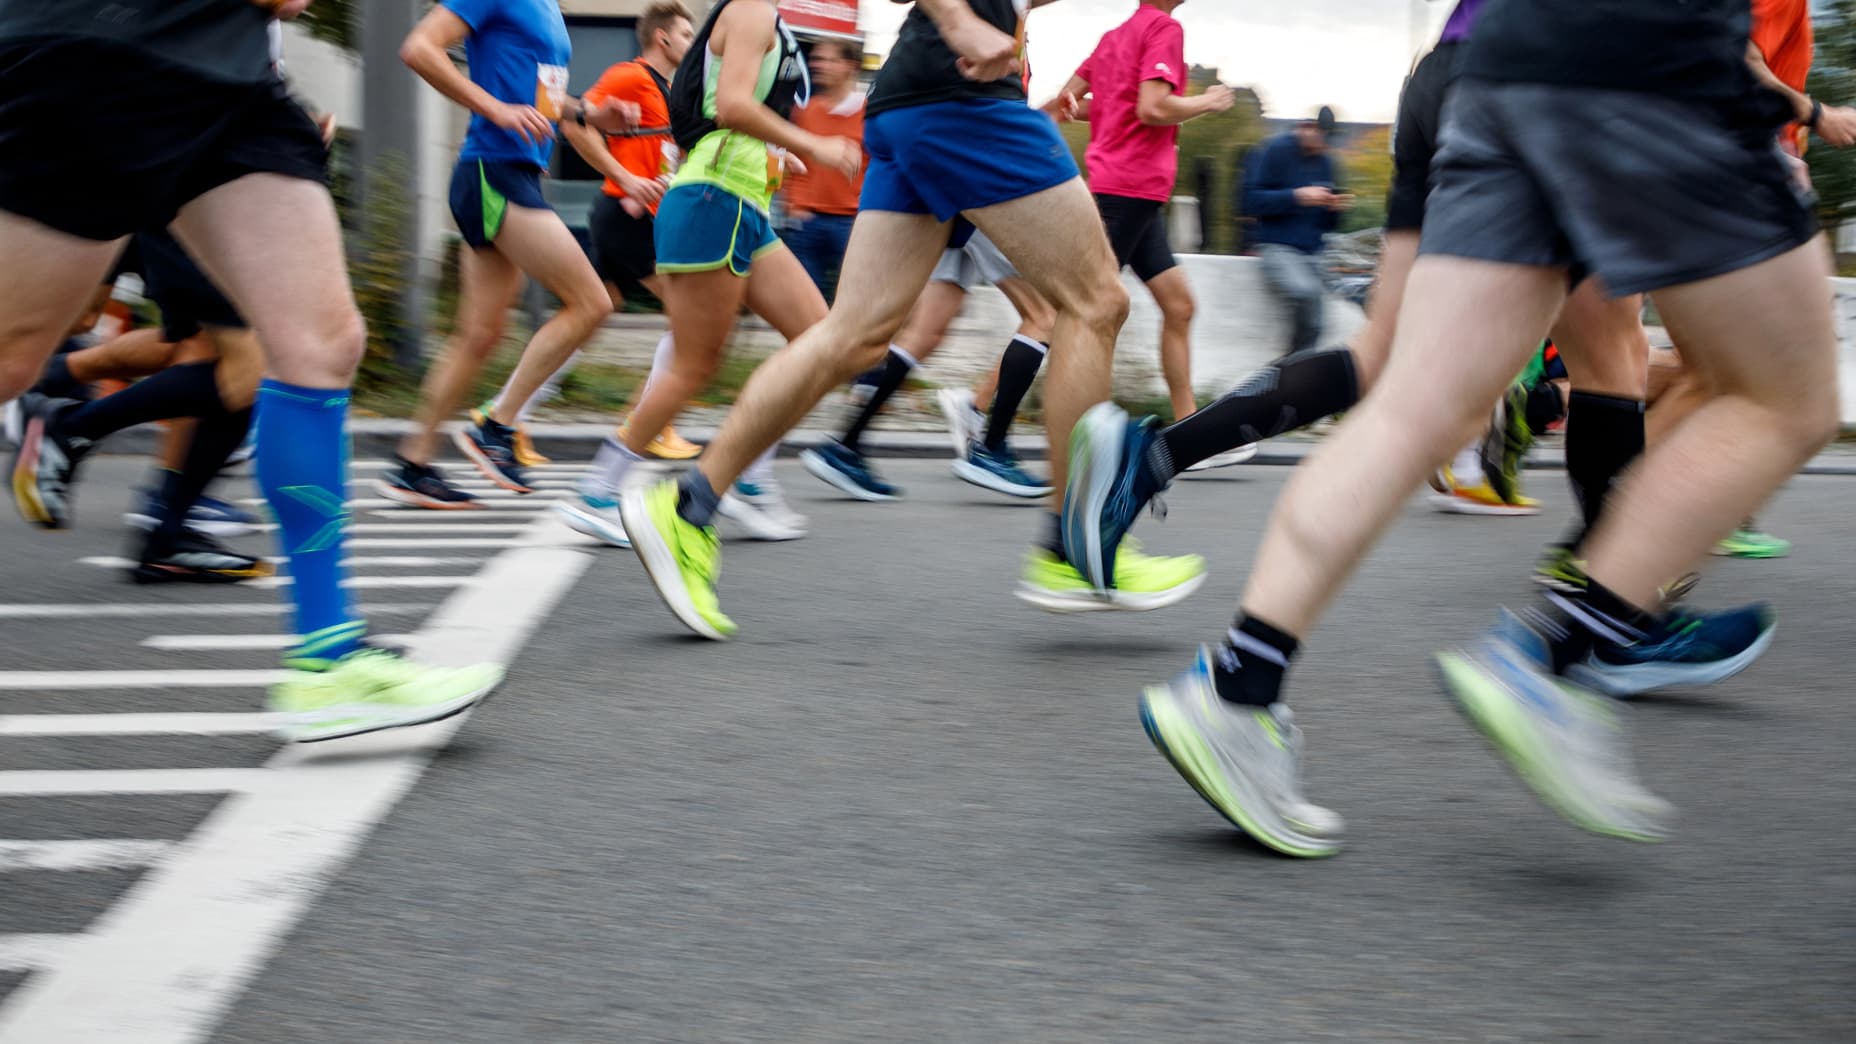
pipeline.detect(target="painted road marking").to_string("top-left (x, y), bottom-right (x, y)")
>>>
top-left (0, 714), bottom-right (273, 737)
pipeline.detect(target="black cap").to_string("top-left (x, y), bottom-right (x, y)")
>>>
top-left (1316, 105), bottom-right (1338, 135)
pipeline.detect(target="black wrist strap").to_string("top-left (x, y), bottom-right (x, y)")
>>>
top-left (1810, 99), bottom-right (1824, 129)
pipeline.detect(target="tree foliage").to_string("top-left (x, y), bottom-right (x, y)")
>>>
top-left (1808, 0), bottom-right (1856, 244)
top-left (297, 0), bottom-right (357, 52)
top-left (1333, 125), bottom-right (1393, 234)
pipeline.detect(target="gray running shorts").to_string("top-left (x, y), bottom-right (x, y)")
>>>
top-left (930, 230), bottom-right (1021, 290)
top-left (1421, 80), bottom-right (1818, 295)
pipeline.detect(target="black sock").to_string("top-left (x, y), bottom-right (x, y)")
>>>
top-left (59, 362), bottom-right (226, 443)
top-left (1041, 512), bottom-right (1064, 558)
top-left (840, 348), bottom-right (915, 453)
top-left (1148, 348), bottom-right (1359, 493)
top-left (34, 351), bottom-right (88, 401)
top-left (676, 469), bottom-right (722, 528)
top-left (1524, 579), bottom-right (1655, 675)
top-left (984, 335), bottom-right (1047, 451)
top-left (1562, 392), bottom-right (1644, 552)
top-left (1212, 614), bottom-right (1300, 707)
top-left (148, 406), bottom-right (253, 551)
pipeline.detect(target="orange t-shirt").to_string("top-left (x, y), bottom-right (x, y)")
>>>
top-left (1752, 0), bottom-right (1813, 155)
top-left (782, 93), bottom-right (867, 217)
top-left (581, 59), bottom-right (674, 212)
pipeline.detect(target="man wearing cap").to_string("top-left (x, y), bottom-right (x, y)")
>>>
top-left (1244, 107), bottom-right (1351, 355)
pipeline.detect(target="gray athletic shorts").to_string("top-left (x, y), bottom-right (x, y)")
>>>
top-left (1421, 80), bottom-right (1818, 295)
top-left (931, 229), bottom-right (1020, 290)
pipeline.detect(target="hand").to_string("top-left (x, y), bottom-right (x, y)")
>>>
top-left (945, 18), bottom-right (1021, 83)
top-left (492, 101), bottom-right (555, 144)
top-left (1816, 104), bottom-right (1856, 148)
top-left (586, 97), bottom-right (643, 135)
top-left (786, 207), bottom-right (814, 224)
top-left (259, 0), bottom-right (313, 19)
top-left (619, 171), bottom-right (667, 208)
top-left (1782, 151), bottom-right (1812, 193)
top-left (1293, 185), bottom-right (1336, 208)
top-left (1201, 83), bottom-right (1235, 114)
top-left (806, 136), bottom-right (862, 181)
top-left (1328, 192), bottom-right (1355, 212)
top-left (316, 111), bottom-right (339, 149)
top-left (620, 196), bottom-right (646, 219)
top-left (1054, 90), bottom-right (1083, 122)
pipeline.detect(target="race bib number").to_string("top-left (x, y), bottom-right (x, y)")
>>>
top-left (535, 64), bottom-right (569, 121)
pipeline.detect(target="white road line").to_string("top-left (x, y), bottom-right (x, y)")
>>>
top-left (248, 575), bottom-right (469, 591)
top-left (139, 634), bottom-right (414, 652)
top-left (361, 507), bottom-right (555, 519)
top-left (346, 523), bottom-right (528, 534)
top-left (237, 497), bottom-right (565, 510)
top-left (0, 769), bottom-right (267, 796)
top-left (78, 556), bottom-right (490, 570)
top-left (0, 841), bottom-right (174, 873)
top-left (0, 935), bottom-right (76, 973)
top-left (0, 512), bottom-right (595, 1043)
top-left (0, 670), bottom-right (286, 690)
top-left (345, 460), bottom-right (592, 472)
top-left (0, 713), bottom-right (273, 736)
top-left (0, 603), bottom-right (431, 620)
top-left (345, 538), bottom-right (518, 550)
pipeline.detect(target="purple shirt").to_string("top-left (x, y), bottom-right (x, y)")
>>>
top-left (1439, 0), bottom-right (1488, 42)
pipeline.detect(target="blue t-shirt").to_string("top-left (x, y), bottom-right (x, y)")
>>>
top-left (445, 0), bottom-right (572, 168)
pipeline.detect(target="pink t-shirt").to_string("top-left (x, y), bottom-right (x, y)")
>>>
top-left (1076, 4), bottom-right (1186, 202)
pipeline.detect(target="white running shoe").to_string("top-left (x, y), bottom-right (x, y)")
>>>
top-left (556, 492), bottom-right (630, 548)
top-left (1184, 443), bottom-right (1259, 472)
top-left (720, 475), bottom-right (808, 541)
top-left (935, 387), bottom-right (981, 458)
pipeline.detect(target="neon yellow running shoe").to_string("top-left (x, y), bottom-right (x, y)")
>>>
top-left (1016, 541), bottom-right (1206, 613)
top-left (620, 478), bottom-right (736, 640)
top-left (269, 648), bottom-right (504, 743)
top-left (1713, 525), bottom-right (1790, 559)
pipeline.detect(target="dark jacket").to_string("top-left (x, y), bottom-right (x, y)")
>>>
top-left (1242, 132), bottom-right (1339, 255)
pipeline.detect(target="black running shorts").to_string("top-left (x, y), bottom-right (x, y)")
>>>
top-left (0, 39), bottom-right (328, 242)
top-left (1386, 41), bottom-right (1463, 232)
top-left (1422, 80), bottom-right (1817, 295)
top-left (138, 231), bottom-right (245, 342)
top-left (1095, 193), bottom-right (1178, 282)
top-left (587, 193), bottom-right (659, 294)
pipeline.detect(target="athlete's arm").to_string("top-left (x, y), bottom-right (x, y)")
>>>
top-left (563, 119), bottom-right (665, 205)
top-left (401, 6), bottom-right (554, 144)
top-left (1042, 74), bottom-right (1090, 122)
top-left (712, 1), bottom-right (860, 178)
top-left (1135, 80), bottom-right (1233, 127)
top-left (915, 0), bottom-right (1021, 83)
top-left (258, 0), bottom-right (314, 19)
top-left (1746, 41), bottom-right (1856, 148)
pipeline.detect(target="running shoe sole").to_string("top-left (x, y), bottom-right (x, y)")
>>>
top-left (1711, 544), bottom-right (1790, 559)
top-left (717, 497), bottom-right (806, 541)
top-left (124, 512), bottom-right (257, 538)
top-left (1428, 492), bottom-right (1540, 517)
top-left (799, 448), bottom-right (897, 503)
top-left (1063, 404), bottom-right (1124, 591)
top-left (1565, 624), bottom-right (1776, 698)
top-left (1138, 688), bottom-right (1342, 858)
top-left (950, 458), bottom-right (1051, 499)
top-left (619, 484), bottom-right (731, 641)
top-left (555, 500), bottom-right (630, 548)
top-left (935, 388), bottom-right (978, 458)
top-left (1434, 649), bottom-right (1669, 843)
top-left (274, 680), bottom-right (500, 743)
top-left (374, 479), bottom-right (485, 511)
top-left (1183, 443), bottom-right (1259, 472)
top-left (1014, 570), bottom-right (1207, 614)
top-left (11, 414), bottom-right (53, 528)
top-left (131, 561), bottom-right (273, 585)
top-left (452, 428), bottom-right (534, 494)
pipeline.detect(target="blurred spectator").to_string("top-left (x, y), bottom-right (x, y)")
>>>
top-left (1244, 106), bottom-right (1351, 354)
top-left (782, 38), bottom-right (866, 303)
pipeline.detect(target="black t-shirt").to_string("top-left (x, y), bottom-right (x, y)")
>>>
top-left (1464, 0), bottom-right (1754, 99)
top-left (0, 0), bottom-right (274, 84)
top-left (866, 0), bottom-right (1027, 117)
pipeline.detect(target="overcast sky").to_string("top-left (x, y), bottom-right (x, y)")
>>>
top-left (859, 0), bottom-right (1458, 123)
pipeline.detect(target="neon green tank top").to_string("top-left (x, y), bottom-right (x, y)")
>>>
top-left (675, 40), bottom-right (785, 210)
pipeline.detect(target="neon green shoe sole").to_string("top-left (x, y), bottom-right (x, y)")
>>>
top-left (1712, 529), bottom-right (1791, 559)
top-left (269, 650), bottom-right (503, 743)
top-left (1016, 548), bottom-right (1206, 613)
top-left (620, 479), bottom-right (737, 640)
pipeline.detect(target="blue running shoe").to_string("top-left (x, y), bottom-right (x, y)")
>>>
top-left (1436, 610), bottom-right (1675, 843)
top-left (452, 415), bottom-right (532, 493)
top-left (1566, 603), bottom-right (1776, 698)
top-left (799, 440), bottom-right (899, 502)
top-left (1061, 402), bottom-right (1161, 591)
top-left (952, 444), bottom-right (1051, 499)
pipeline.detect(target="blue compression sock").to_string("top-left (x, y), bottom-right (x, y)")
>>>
top-left (256, 379), bottom-right (364, 666)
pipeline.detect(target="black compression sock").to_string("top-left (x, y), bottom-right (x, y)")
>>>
top-left (675, 469), bottom-right (722, 528)
top-left (1153, 348), bottom-right (1359, 482)
top-left (840, 348), bottom-right (914, 453)
top-left (984, 335), bottom-right (1047, 451)
top-left (1523, 579), bottom-right (1655, 675)
top-left (1041, 512), bottom-right (1065, 558)
top-left (1212, 614), bottom-right (1300, 707)
top-left (149, 406), bottom-right (253, 550)
top-left (1562, 392), bottom-right (1644, 552)
top-left (59, 362), bottom-right (227, 442)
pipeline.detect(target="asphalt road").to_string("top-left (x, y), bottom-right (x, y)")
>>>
top-left (3, 456), bottom-right (1853, 1043)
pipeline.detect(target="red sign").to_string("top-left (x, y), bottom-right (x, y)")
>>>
top-left (779, 0), bottom-right (860, 38)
